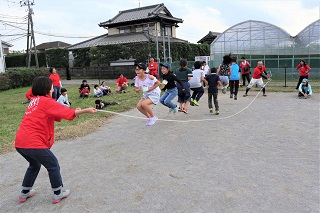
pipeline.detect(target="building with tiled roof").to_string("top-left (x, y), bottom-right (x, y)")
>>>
top-left (68, 3), bottom-right (187, 50)
top-left (32, 41), bottom-right (71, 52)
top-left (197, 31), bottom-right (220, 45)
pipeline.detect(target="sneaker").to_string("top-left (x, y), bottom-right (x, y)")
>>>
top-left (193, 100), bottom-right (199, 106)
top-left (168, 108), bottom-right (174, 114)
top-left (18, 189), bottom-right (36, 203)
top-left (304, 94), bottom-right (308, 99)
top-left (182, 108), bottom-right (188, 114)
top-left (263, 94), bottom-right (267, 97)
top-left (230, 94), bottom-right (233, 99)
top-left (234, 95), bottom-right (237, 100)
top-left (243, 94), bottom-right (248, 97)
top-left (173, 106), bottom-right (179, 114)
top-left (147, 116), bottom-right (158, 126)
top-left (215, 110), bottom-right (219, 115)
top-left (52, 189), bottom-right (70, 204)
top-left (146, 118), bottom-right (151, 126)
top-left (209, 108), bottom-right (213, 113)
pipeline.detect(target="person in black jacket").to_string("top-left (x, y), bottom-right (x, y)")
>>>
top-left (159, 63), bottom-right (185, 114)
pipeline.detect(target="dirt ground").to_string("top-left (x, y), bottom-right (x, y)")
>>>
top-left (0, 91), bottom-right (319, 212)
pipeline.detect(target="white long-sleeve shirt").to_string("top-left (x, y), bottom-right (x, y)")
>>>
top-left (57, 94), bottom-right (70, 107)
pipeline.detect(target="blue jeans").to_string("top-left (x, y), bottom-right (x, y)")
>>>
top-left (160, 87), bottom-right (178, 109)
top-left (52, 86), bottom-right (60, 100)
top-left (16, 148), bottom-right (63, 190)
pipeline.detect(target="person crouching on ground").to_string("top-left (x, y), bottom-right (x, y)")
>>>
top-left (93, 84), bottom-right (103, 98)
top-left (298, 78), bottom-right (312, 99)
top-left (159, 62), bottom-right (185, 114)
top-left (134, 62), bottom-right (161, 126)
top-left (57, 88), bottom-right (71, 107)
top-left (15, 76), bottom-right (97, 204)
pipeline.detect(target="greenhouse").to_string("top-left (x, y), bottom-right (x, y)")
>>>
top-left (210, 20), bottom-right (320, 79)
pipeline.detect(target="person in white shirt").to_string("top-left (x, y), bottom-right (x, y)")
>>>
top-left (93, 84), bottom-right (103, 98)
top-left (57, 88), bottom-right (71, 107)
top-left (188, 61), bottom-right (205, 106)
top-left (202, 61), bottom-right (210, 76)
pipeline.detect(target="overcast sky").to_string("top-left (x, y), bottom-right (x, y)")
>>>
top-left (0, 0), bottom-right (319, 51)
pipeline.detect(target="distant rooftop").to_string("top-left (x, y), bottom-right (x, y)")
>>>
top-left (99, 3), bottom-right (183, 28)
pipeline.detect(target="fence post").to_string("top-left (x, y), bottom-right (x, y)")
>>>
top-left (284, 65), bottom-right (287, 87)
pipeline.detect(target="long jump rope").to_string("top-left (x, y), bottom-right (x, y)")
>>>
top-left (97, 80), bottom-right (318, 159)
top-left (97, 81), bottom-right (270, 123)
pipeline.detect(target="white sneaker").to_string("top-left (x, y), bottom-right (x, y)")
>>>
top-left (52, 189), bottom-right (70, 204)
top-left (147, 116), bottom-right (158, 126)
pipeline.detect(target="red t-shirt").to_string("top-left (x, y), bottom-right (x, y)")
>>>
top-left (15, 96), bottom-right (76, 149)
top-left (25, 88), bottom-right (33, 100)
top-left (148, 62), bottom-right (158, 76)
top-left (239, 61), bottom-right (251, 74)
top-left (49, 73), bottom-right (61, 87)
top-left (252, 66), bottom-right (266, 79)
top-left (296, 64), bottom-right (311, 76)
top-left (116, 77), bottom-right (128, 87)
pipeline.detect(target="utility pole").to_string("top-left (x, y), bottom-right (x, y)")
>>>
top-left (21, 0), bottom-right (39, 68)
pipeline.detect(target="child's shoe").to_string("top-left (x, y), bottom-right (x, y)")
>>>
top-left (193, 100), bottom-right (199, 106)
top-left (230, 94), bottom-right (233, 98)
top-left (234, 95), bottom-right (237, 100)
top-left (209, 108), bottom-right (213, 113)
top-left (52, 189), bottom-right (70, 204)
top-left (215, 110), bottom-right (219, 115)
top-left (173, 106), bottom-right (179, 114)
top-left (18, 189), bottom-right (36, 203)
top-left (147, 116), bottom-right (158, 126)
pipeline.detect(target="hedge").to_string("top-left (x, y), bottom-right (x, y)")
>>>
top-left (0, 68), bottom-right (48, 91)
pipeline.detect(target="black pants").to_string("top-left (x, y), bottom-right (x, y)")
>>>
top-left (190, 87), bottom-right (204, 102)
top-left (242, 74), bottom-right (250, 86)
top-left (229, 80), bottom-right (239, 96)
top-left (208, 92), bottom-right (219, 110)
top-left (296, 76), bottom-right (308, 89)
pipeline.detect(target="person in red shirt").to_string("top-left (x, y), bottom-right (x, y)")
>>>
top-left (22, 88), bottom-right (34, 104)
top-left (147, 57), bottom-right (159, 79)
top-left (15, 76), bottom-right (97, 204)
top-left (48, 67), bottom-right (62, 100)
top-left (295, 59), bottom-right (311, 89)
top-left (243, 61), bottom-right (271, 97)
top-left (116, 74), bottom-right (129, 93)
top-left (239, 57), bottom-right (251, 86)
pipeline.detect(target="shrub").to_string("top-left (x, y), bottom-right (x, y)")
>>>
top-left (0, 75), bottom-right (11, 90)
top-left (4, 68), bottom-right (48, 89)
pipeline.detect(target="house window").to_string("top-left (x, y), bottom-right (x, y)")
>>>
top-left (119, 28), bottom-right (131, 34)
top-left (161, 26), bottom-right (172, 36)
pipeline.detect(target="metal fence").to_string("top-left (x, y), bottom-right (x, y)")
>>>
top-left (170, 57), bottom-right (320, 80)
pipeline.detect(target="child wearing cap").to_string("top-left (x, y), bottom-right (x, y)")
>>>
top-left (298, 78), bottom-right (312, 99)
top-left (159, 62), bottom-right (184, 114)
top-left (57, 88), bottom-right (71, 107)
top-left (134, 62), bottom-right (161, 126)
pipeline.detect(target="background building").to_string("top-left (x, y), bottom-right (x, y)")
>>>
top-left (210, 20), bottom-right (320, 79)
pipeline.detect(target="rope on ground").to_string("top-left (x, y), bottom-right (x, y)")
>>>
top-left (97, 81), bottom-right (270, 123)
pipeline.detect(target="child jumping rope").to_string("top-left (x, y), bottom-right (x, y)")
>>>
top-left (159, 62), bottom-right (185, 114)
top-left (134, 62), bottom-right (161, 126)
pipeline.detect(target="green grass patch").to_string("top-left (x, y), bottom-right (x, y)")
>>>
top-left (0, 84), bottom-right (141, 154)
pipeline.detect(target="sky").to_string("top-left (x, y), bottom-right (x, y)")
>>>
top-left (0, 0), bottom-right (319, 51)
